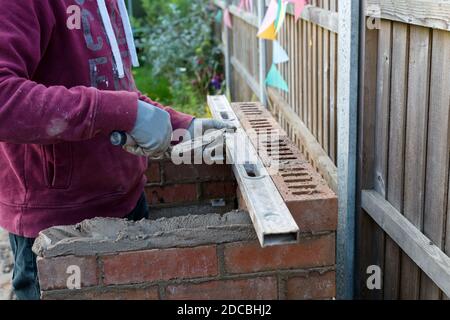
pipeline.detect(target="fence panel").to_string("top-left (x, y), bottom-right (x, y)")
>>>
top-left (357, 0), bottom-right (450, 299)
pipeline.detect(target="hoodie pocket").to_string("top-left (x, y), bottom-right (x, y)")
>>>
top-left (41, 144), bottom-right (73, 189)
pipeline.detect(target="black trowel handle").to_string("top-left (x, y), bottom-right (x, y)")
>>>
top-left (110, 131), bottom-right (136, 147)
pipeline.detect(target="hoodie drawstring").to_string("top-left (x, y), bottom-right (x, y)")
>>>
top-left (97, 0), bottom-right (139, 79)
top-left (117, 0), bottom-right (140, 68)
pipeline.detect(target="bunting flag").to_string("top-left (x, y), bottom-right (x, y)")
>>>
top-left (257, 0), bottom-right (278, 40)
top-left (273, 40), bottom-right (289, 64)
top-left (265, 64), bottom-right (289, 92)
top-left (238, 0), bottom-right (253, 12)
top-left (288, 0), bottom-right (307, 21)
top-left (255, 0), bottom-right (305, 93)
top-left (215, 9), bottom-right (223, 24)
top-left (224, 8), bottom-right (232, 29)
top-left (274, 0), bottom-right (288, 32)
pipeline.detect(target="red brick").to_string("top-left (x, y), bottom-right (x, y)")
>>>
top-left (287, 197), bottom-right (338, 233)
top-left (42, 286), bottom-right (160, 300)
top-left (163, 162), bottom-right (234, 184)
top-left (37, 256), bottom-right (99, 291)
top-left (102, 246), bottom-right (218, 285)
top-left (202, 181), bottom-right (237, 199)
top-left (274, 164), bottom-right (338, 233)
top-left (286, 271), bottom-right (336, 300)
top-left (166, 277), bottom-right (277, 300)
top-left (145, 183), bottom-right (198, 205)
top-left (224, 234), bottom-right (335, 274)
top-left (231, 102), bottom-right (338, 233)
top-left (146, 162), bottom-right (161, 183)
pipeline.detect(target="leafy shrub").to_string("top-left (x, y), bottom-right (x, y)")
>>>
top-left (135, 0), bottom-right (224, 117)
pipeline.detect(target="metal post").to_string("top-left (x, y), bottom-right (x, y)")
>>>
top-left (257, 0), bottom-right (268, 105)
top-left (336, 0), bottom-right (361, 300)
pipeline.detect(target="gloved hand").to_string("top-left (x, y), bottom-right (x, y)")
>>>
top-left (184, 118), bottom-right (236, 142)
top-left (124, 100), bottom-right (173, 158)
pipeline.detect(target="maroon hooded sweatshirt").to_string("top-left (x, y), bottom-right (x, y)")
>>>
top-left (0, 0), bottom-right (193, 238)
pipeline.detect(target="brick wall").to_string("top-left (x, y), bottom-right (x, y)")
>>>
top-left (144, 159), bottom-right (237, 219)
top-left (33, 103), bottom-right (337, 300)
top-left (35, 212), bottom-right (335, 300)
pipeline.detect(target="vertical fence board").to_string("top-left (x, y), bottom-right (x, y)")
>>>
top-left (420, 29), bottom-right (450, 300)
top-left (329, 0), bottom-right (337, 163)
top-left (356, 24), bottom-right (384, 300)
top-left (384, 22), bottom-right (409, 300)
top-left (312, 21), bottom-right (318, 139)
top-left (323, 0), bottom-right (330, 154)
top-left (308, 21), bottom-right (313, 131)
top-left (296, 17), bottom-right (302, 118)
top-left (302, 19), bottom-right (308, 123)
top-left (318, 26), bottom-right (324, 146)
top-left (401, 25), bottom-right (431, 300)
top-left (374, 21), bottom-right (392, 198)
top-left (289, 16), bottom-right (295, 110)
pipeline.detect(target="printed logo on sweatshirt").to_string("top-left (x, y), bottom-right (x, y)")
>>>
top-left (67, 0), bottom-right (136, 92)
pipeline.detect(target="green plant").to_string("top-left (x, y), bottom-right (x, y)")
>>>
top-left (136, 0), bottom-right (224, 117)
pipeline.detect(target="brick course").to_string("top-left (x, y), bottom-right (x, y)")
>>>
top-left (166, 277), bottom-right (278, 300)
top-left (102, 246), bottom-right (218, 285)
top-left (286, 271), bottom-right (336, 300)
top-left (223, 234), bottom-right (335, 274)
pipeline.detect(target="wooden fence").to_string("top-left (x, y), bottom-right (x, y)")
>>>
top-left (215, 0), bottom-right (339, 193)
top-left (357, 1), bottom-right (450, 300)
top-left (214, 0), bottom-right (450, 299)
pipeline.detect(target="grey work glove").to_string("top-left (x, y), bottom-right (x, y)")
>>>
top-left (124, 100), bottom-right (173, 158)
top-left (184, 118), bottom-right (236, 142)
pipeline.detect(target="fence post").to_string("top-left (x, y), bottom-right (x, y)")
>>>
top-left (224, 0), bottom-right (232, 99)
top-left (336, 0), bottom-right (361, 300)
top-left (257, 0), bottom-right (268, 105)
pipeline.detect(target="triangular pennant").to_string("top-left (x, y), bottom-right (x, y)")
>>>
top-left (238, 0), bottom-right (245, 11)
top-left (258, 23), bottom-right (277, 40)
top-left (224, 8), bottom-right (232, 29)
top-left (288, 0), bottom-right (307, 21)
top-left (238, 0), bottom-right (252, 12)
top-left (273, 40), bottom-right (289, 64)
top-left (275, 0), bottom-right (288, 33)
top-left (215, 9), bottom-right (223, 24)
top-left (257, 0), bottom-right (278, 38)
top-left (265, 64), bottom-right (289, 92)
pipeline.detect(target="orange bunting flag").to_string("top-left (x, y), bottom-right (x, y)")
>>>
top-left (257, 0), bottom-right (278, 40)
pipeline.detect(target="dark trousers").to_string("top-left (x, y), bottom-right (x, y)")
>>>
top-left (9, 193), bottom-right (149, 300)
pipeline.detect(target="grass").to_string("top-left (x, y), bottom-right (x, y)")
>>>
top-left (133, 65), bottom-right (208, 118)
